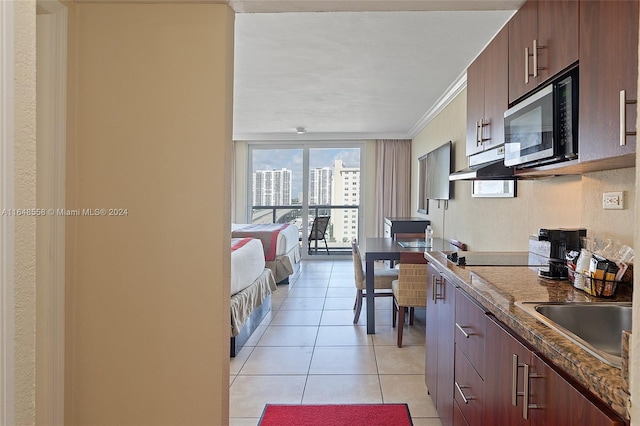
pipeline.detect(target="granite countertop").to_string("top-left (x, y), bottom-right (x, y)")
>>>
top-left (425, 251), bottom-right (632, 419)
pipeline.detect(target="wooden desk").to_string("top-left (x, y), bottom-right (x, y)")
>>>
top-left (364, 237), bottom-right (447, 334)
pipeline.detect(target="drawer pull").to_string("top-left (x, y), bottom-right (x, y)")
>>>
top-left (455, 381), bottom-right (472, 404)
top-left (455, 323), bottom-right (470, 338)
top-left (620, 89), bottom-right (637, 146)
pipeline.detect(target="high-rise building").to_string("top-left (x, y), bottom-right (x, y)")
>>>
top-left (331, 159), bottom-right (360, 243)
top-left (309, 166), bottom-right (332, 205)
top-left (253, 168), bottom-right (292, 206)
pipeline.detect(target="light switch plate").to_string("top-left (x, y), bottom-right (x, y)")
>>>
top-left (603, 191), bottom-right (624, 210)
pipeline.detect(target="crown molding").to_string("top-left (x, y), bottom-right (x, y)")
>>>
top-left (407, 70), bottom-right (467, 139)
top-left (233, 131), bottom-right (411, 142)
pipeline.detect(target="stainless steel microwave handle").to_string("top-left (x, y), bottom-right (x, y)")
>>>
top-left (620, 89), bottom-right (637, 146)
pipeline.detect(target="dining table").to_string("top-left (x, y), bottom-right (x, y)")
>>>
top-left (364, 237), bottom-right (449, 334)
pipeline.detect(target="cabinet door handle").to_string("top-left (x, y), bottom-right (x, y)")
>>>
top-left (522, 363), bottom-right (540, 420)
top-left (455, 381), bottom-right (471, 404)
top-left (476, 120), bottom-right (482, 146)
top-left (455, 323), bottom-right (470, 338)
top-left (431, 275), bottom-right (439, 303)
top-left (524, 46), bottom-right (530, 84)
top-left (620, 89), bottom-right (637, 146)
top-left (533, 39), bottom-right (542, 78)
top-left (522, 363), bottom-right (530, 419)
top-left (512, 354), bottom-right (519, 406)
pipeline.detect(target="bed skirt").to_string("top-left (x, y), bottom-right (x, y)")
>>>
top-left (230, 268), bottom-right (276, 338)
top-left (266, 244), bottom-right (301, 284)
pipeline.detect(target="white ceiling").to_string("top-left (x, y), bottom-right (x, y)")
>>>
top-left (231, 1), bottom-right (523, 141)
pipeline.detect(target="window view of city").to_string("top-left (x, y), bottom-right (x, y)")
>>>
top-left (251, 146), bottom-right (361, 255)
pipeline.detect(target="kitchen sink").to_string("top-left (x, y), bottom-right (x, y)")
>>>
top-left (515, 301), bottom-right (632, 368)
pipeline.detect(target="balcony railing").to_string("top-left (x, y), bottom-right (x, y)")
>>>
top-left (251, 204), bottom-right (360, 256)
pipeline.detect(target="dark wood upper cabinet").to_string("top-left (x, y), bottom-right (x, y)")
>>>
top-left (466, 25), bottom-right (509, 156)
top-left (578, 0), bottom-right (638, 165)
top-left (509, 0), bottom-right (579, 104)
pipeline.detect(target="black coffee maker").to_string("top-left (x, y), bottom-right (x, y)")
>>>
top-left (537, 228), bottom-right (587, 279)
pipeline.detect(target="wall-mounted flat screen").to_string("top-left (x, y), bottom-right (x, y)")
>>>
top-left (418, 141), bottom-right (452, 211)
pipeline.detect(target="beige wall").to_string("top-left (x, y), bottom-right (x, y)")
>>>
top-left (412, 88), bottom-right (635, 251)
top-left (14, 1), bottom-right (37, 425)
top-left (65, 3), bottom-right (234, 425)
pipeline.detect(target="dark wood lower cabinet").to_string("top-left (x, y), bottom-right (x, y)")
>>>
top-left (425, 264), bottom-right (455, 426)
top-left (484, 315), bottom-right (625, 426)
top-left (529, 353), bottom-right (625, 426)
top-left (484, 316), bottom-right (531, 426)
top-left (453, 400), bottom-right (470, 426)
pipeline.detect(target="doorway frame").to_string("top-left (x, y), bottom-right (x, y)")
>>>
top-left (36, 1), bottom-right (67, 425)
top-left (0, 1), bottom-right (15, 424)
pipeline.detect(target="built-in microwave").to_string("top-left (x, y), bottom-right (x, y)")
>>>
top-left (504, 69), bottom-right (578, 168)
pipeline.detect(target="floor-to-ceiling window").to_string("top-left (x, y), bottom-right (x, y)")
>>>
top-left (248, 143), bottom-right (363, 258)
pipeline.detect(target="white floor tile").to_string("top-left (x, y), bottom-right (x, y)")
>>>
top-left (375, 345), bottom-right (426, 375)
top-left (270, 309), bottom-right (323, 326)
top-left (379, 374), bottom-right (439, 418)
top-left (239, 346), bottom-right (313, 375)
top-left (279, 297), bottom-right (325, 311)
top-left (229, 375), bottom-right (306, 418)
top-left (315, 325), bottom-right (372, 346)
top-left (302, 375), bottom-right (382, 404)
top-left (257, 325), bottom-right (319, 347)
top-left (309, 346), bottom-right (378, 375)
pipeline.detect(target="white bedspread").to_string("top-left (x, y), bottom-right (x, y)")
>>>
top-left (231, 238), bottom-right (266, 295)
top-left (232, 223), bottom-right (300, 256)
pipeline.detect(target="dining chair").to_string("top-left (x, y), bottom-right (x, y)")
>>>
top-left (392, 251), bottom-right (428, 348)
top-left (351, 240), bottom-right (397, 324)
top-left (308, 216), bottom-right (331, 254)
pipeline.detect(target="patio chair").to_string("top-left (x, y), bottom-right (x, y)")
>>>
top-left (308, 216), bottom-right (331, 254)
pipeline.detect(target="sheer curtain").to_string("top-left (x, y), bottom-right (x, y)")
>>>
top-left (374, 139), bottom-right (412, 237)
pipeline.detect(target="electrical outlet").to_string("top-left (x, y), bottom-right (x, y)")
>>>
top-left (602, 191), bottom-right (624, 210)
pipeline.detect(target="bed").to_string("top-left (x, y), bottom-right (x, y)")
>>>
top-left (230, 237), bottom-right (276, 357)
top-left (232, 223), bottom-right (301, 284)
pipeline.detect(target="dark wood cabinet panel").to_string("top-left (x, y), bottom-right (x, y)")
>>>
top-left (529, 353), bottom-right (625, 426)
top-left (537, 0), bottom-right (579, 82)
top-left (425, 264), bottom-right (455, 426)
top-left (454, 289), bottom-right (486, 379)
top-left (454, 347), bottom-right (484, 426)
top-left (466, 25), bottom-right (509, 156)
top-left (453, 400), bottom-right (470, 426)
top-left (508, 0), bottom-right (538, 103)
top-left (482, 25), bottom-right (509, 151)
top-left (466, 54), bottom-right (485, 156)
top-left (425, 265), bottom-right (439, 396)
top-left (509, 0), bottom-right (578, 103)
top-left (484, 316), bottom-right (531, 426)
top-left (578, 0), bottom-right (638, 164)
